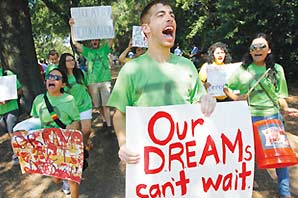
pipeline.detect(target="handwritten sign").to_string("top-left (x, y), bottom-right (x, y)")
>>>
top-left (71, 6), bottom-right (114, 41)
top-left (126, 101), bottom-right (254, 198)
top-left (11, 128), bottom-right (84, 183)
top-left (207, 62), bottom-right (241, 97)
top-left (0, 75), bottom-right (17, 101)
top-left (132, 26), bottom-right (148, 48)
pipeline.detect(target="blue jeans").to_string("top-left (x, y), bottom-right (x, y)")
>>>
top-left (252, 113), bottom-right (291, 196)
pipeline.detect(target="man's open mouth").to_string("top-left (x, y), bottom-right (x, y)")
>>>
top-left (162, 26), bottom-right (174, 38)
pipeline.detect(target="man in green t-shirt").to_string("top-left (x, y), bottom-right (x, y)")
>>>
top-left (0, 66), bottom-right (22, 134)
top-left (107, 0), bottom-right (216, 165)
top-left (69, 18), bottom-right (113, 130)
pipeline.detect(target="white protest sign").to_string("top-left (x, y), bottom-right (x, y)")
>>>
top-left (0, 75), bottom-right (17, 101)
top-left (126, 101), bottom-right (254, 198)
top-left (132, 26), bottom-right (148, 48)
top-left (71, 6), bottom-right (114, 41)
top-left (207, 62), bottom-right (241, 97)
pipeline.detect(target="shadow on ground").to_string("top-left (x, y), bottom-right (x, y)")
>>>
top-left (0, 111), bottom-right (125, 198)
top-left (0, 75), bottom-right (298, 198)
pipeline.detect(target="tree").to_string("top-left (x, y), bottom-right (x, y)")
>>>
top-left (0, 0), bottom-right (44, 112)
top-left (177, 0), bottom-right (298, 81)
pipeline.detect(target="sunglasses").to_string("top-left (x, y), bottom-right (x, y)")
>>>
top-left (46, 74), bottom-right (63, 81)
top-left (250, 43), bottom-right (267, 51)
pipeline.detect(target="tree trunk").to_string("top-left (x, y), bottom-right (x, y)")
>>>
top-left (0, 0), bottom-right (44, 113)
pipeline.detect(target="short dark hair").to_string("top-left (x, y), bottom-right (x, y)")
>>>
top-left (48, 49), bottom-right (59, 58)
top-left (140, 0), bottom-right (172, 24)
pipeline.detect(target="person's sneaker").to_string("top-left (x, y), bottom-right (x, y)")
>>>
top-left (62, 180), bottom-right (70, 195)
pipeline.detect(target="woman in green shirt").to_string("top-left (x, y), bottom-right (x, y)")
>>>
top-left (58, 53), bottom-right (92, 146)
top-left (31, 68), bottom-right (81, 198)
top-left (224, 33), bottom-right (298, 198)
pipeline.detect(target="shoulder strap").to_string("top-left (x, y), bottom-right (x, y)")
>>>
top-left (258, 81), bottom-right (280, 109)
top-left (43, 93), bottom-right (67, 129)
top-left (247, 69), bottom-right (279, 109)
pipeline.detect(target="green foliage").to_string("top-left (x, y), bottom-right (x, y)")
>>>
top-left (30, 0), bottom-right (72, 60)
top-left (30, 0), bottom-right (298, 81)
top-left (176, 0), bottom-right (298, 81)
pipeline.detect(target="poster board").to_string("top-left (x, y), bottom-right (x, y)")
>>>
top-left (132, 26), bottom-right (148, 48)
top-left (0, 75), bottom-right (17, 101)
top-left (207, 62), bottom-right (241, 97)
top-left (126, 101), bottom-right (254, 198)
top-left (11, 128), bottom-right (84, 183)
top-left (71, 6), bottom-right (114, 41)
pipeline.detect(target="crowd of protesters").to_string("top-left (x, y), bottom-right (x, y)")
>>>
top-left (1, 1), bottom-right (298, 198)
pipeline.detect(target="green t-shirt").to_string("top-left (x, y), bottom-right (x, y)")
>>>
top-left (31, 92), bottom-right (80, 128)
top-left (82, 43), bottom-right (111, 84)
top-left (65, 73), bottom-right (92, 113)
top-left (107, 53), bottom-right (206, 113)
top-left (0, 68), bottom-right (22, 115)
top-left (225, 63), bottom-right (288, 116)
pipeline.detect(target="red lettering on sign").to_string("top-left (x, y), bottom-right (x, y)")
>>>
top-left (221, 129), bottom-right (243, 164)
top-left (199, 135), bottom-right (220, 165)
top-left (202, 162), bottom-right (252, 192)
top-left (148, 111), bottom-right (174, 146)
top-left (136, 170), bottom-right (190, 197)
top-left (144, 146), bottom-right (165, 174)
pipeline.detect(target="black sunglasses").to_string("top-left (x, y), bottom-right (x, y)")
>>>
top-left (46, 74), bottom-right (63, 81)
top-left (250, 43), bottom-right (267, 51)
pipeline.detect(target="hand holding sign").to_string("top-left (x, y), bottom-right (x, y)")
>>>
top-left (118, 143), bottom-right (141, 164)
top-left (198, 94), bottom-right (217, 117)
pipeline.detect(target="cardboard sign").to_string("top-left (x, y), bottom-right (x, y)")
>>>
top-left (207, 62), bottom-right (241, 97)
top-left (126, 101), bottom-right (254, 198)
top-left (71, 6), bottom-right (114, 41)
top-left (11, 128), bottom-right (84, 183)
top-left (132, 26), bottom-right (148, 48)
top-left (0, 75), bottom-right (17, 101)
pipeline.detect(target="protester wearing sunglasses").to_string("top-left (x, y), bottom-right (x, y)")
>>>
top-left (224, 33), bottom-right (298, 198)
top-left (45, 73), bottom-right (63, 81)
top-left (31, 68), bottom-right (81, 198)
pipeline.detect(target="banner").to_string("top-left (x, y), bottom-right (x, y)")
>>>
top-left (126, 101), bottom-right (254, 198)
top-left (71, 6), bottom-right (114, 41)
top-left (0, 75), bottom-right (17, 101)
top-left (207, 62), bottom-right (241, 97)
top-left (11, 128), bottom-right (84, 183)
top-left (132, 26), bottom-right (148, 48)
